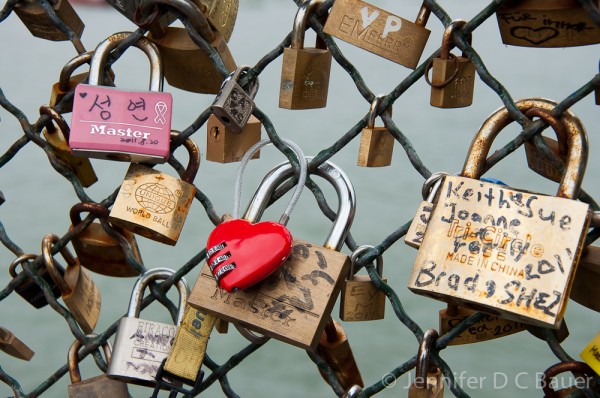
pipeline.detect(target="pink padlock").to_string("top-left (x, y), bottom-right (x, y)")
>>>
top-left (70, 32), bottom-right (172, 164)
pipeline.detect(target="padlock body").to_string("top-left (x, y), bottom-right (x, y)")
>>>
top-left (13, 0), bottom-right (84, 41)
top-left (340, 275), bottom-right (386, 321)
top-left (105, 0), bottom-right (175, 35)
top-left (408, 368), bottom-right (444, 398)
top-left (13, 265), bottom-right (62, 309)
top-left (150, 28), bottom-right (236, 94)
top-left (206, 114), bottom-right (261, 163)
top-left (279, 47), bottom-right (332, 110)
top-left (43, 127), bottom-right (98, 188)
top-left (211, 80), bottom-right (254, 134)
top-left (194, 0), bottom-right (238, 42)
top-left (408, 175), bottom-right (590, 328)
top-left (317, 320), bottom-right (364, 390)
top-left (68, 375), bottom-right (129, 398)
top-left (50, 72), bottom-right (88, 111)
top-left (70, 84), bottom-right (172, 163)
top-left (570, 246), bottom-right (600, 312)
top-left (357, 127), bottom-right (394, 167)
top-left (430, 56), bottom-right (475, 108)
top-left (70, 222), bottom-right (142, 277)
top-left (405, 199), bottom-right (435, 249)
top-left (108, 164), bottom-right (196, 246)
top-left (107, 317), bottom-right (178, 385)
top-left (188, 239), bottom-right (351, 350)
top-left (496, 0), bottom-right (600, 47)
top-left (63, 263), bottom-right (101, 333)
top-left (0, 329), bottom-right (35, 360)
top-left (323, 0), bottom-right (430, 69)
top-left (524, 136), bottom-right (566, 183)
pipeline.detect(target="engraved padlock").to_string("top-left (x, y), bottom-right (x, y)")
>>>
top-left (210, 66), bottom-right (259, 134)
top-left (39, 105), bottom-right (98, 188)
top-left (0, 327), bottom-right (34, 361)
top-left (107, 268), bottom-right (188, 386)
top-left (108, 132), bottom-right (200, 246)
top-left (68, 337), bottom-right (129, 398)
top-left (340, 245), bottom-right (386, 321)
top-left (189, 156), bottom-right (356, 350)
top-left (496, 0), bottom-right (600, 48)
top-left (194, 0), bottom-right (238, 42)
top-left (206, 114), bottom-right (261, 163)
top-left (324, 0), bottom-right (431, 69)
top-left (408, 329), bottom-right (444, 398)
top-left (279, 0), bottom-right (332, 110)
top-left (405, 172), bottom-right (447, 249)
top-left (9, 253), bottom-right (63, 309)
top-left (49, 51), bottom-right (92, 112)
top-left (13, 0), bottom-right (84, 41)
top-left (357, 95), bottom-right (394, 167)
top-left (427, 20), bottom-right (475, 109)
top-left (43, 234), bottom-right (101, 333)
top-left (146, 0), bottom-right (237, 94)
top-left (70, 32), bottom-right (173, 164)
top-left (541, 361), bottom-right (595, 398)
top-left (69, 202), bottom-right (142, 277)
top-left (408, 98), bottom-right (591, 328)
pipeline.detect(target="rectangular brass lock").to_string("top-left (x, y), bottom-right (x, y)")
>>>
top-left (206, 114), bottom-right (261, 163)
top-left (429, 57), bottom-right (475, 108)
top-left (524, 136), bottom-right (566, 183)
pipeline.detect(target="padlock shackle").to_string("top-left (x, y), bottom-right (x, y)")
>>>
top-left (540, 361), bottom-right (595, 397)
top-left (68, 335), bottom-right (112, 383)
top-left (8, 253), bottom-right (38, 278)
top-left (139, 0), bottom-right (215, 43)
top-left (525, 108), bottom-right (568, 156)
top-left (366, 94), bottom-right (392, 129)
top-left (42, 233), bottom-right (78, 295)
top-left (219, 66), bottom-right (260, 99)
top-left (291, 0), bottom-right (325, 50)
top-left (414, 2), bottom-right (431, 27)
top-left (88, 32), bottom-right (164, 92)
top-left (127, 268), bottom-right (188, 325)
top-left (421, 172), bottom-right (447, 202)
top-left (69, 202), bottom-right (110, 226)
top-left (461, 98), bottom-right (588, 199)
top-left (440, 19), bottom-right (470, 60)
top-left (414, 328), bottom-right (438, 389)
top-left (169, 131), bottom-right (200, 184)
top-left (349, 245), bottom-right (383, 277)
top-left (39, 105), bottom-right (70, 140)
top-left (58, 51), bottom-right (92, 91)
top-left (243, 157), bottom-right (356, 251)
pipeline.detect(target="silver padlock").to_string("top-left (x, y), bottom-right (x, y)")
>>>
top-left (210, 65), bottom-right (259, 134)
top-left (107, 268), bottom-right (188, 386)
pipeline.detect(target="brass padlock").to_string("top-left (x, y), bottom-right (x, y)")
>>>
top-left (49, 51), bottom-right (92, 112)
top-left (340, 245), bottom-right (386, 321)
top-left (540, 361), bottom-right (595, 398)
top-left (68, 337), bottom-right (129, 398)
top-left (107, 268), bottom-right (188, 386)
top-left (206, 114), bottom-right (261, 163)
top-left (357, 95), bottom-right (394, 167)
top-left (194, 0), bottom-right (238, 42)
top-left (189, 157), bottom-right (356, 350)
top-left (42, 234), bottom-right (101, 333)
top-left (69, 202), bottom-right (142, 277)
top-left (405, 172), bottom-right (447, 249)
top-left (408, 98), bottom-right (591, 328)
top-left (146, 0), bottom-right (237, 94)
top-left (13, 0), bottom-right (84, 41)
top-left (324, 0), bottom-right (431, 69)
top-left (496, 0), bottom-right (600, 47)
top-left (279, 0), bottom-right (332, 110)
top-left (571, 245), bottom-right (600, 312)
top-left (409, 329), bottom-right (444, 398)
top-left (211, 66), bottom-right (259, 134)
top-left (0, 327), bottom-right (34, 361)
top-left (109, 133), bottom-right (200, 246)
top-left (9, 253), bottom-right (63, 309)
top-left (426, 20), bottom-right (475, 109)
top-left (40, 105), bottom-right (98, 188)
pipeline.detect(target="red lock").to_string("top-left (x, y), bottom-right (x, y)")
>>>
top-left (206, 139), bottom-right (307, 292)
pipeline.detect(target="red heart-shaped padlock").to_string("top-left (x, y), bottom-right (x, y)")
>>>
top-left (206, 219), bottom-right (293, 292)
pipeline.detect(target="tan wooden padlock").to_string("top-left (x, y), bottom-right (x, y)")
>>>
top-left (324, 0), bottom-right (431, 69)
top-left (496, 0), bottom-right (600, 48)
top-left (426, 20), bottom-right (475, 109)
top-left (193, 0), bottom-right (238, 42)
top-left (405, 172), bottom-right (447, 249)
top-left (279, 0), bottom-right (332, 110)
top-left (189, 157), bottom-right (356, 350)
top-left (340, 245), bottom-right (386, 321)
top-left (206, 114), bottom-right (261, 163)
top-left (67, 337), bottom-right (128, 398)
top-left (13, 0), bottom-right (84, 41)
top-left (42, 234), bottom-right (101, 333)
top-left (409, 329), bottom-right (444, 398)
top-left (408, 98), bottom-right (591, 328)
top-left (69, 202), bottom-right (142, 277)
top-left (109, 132), bottom-right (200, 246)
top-left (146, 0), bottom-right (236, 94)
top-left (0, 327), bottom-right (34, 361)
top-left (39, 105), bottom-right (98, 188)
top-left (357, 95), bottom-right (394, 167)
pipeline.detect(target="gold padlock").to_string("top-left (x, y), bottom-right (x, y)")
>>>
top-left (426, 20), bottom-right (475, 109)
top-left (324, 0), bottom-right (431, 69)
top-left (496, 0), bottom-right (600, 47)
top-left (0, 327), bottom-right (34, 361)
top-left (357, 95), bottom-right (394, 167)
top-left (408, 98), bottom-right (591, 328)
top-left (39, 105), bottom-right (98, 188)
top-left (42, 234), bottom-right (101, 333)
top-left (206, 114), bottom-right (261, 163)
top-left (109, 132), bottom-right (200, 246)
top-left (194, 0), bottom-right (238, 42)
top-left (408, 329), bottom-right (444, 398)
top-left (340, 245), bottom-right (386, 321)
top-left (279, 0), bottom-right (332, 110)
top-left (146, 0), bottom-right (236, 94)
top-left (13, 0), bottom-right (84, 41)
top-left (69, 202), bottom-right (142, 277)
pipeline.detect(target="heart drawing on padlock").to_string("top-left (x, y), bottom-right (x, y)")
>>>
top-left (511, 27), bottom-right (558, 45)
top-left (206, 219), bottom-right (293, 292)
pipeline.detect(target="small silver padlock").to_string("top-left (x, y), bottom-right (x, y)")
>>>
top-left (107, 268), bottom-right (188, 386)
top-left (210, 65), bottom-right (259, 134)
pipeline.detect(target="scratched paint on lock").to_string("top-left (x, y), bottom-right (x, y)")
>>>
top-left (70, 85), bottom-right (172, 162)
top-left (408, 176), bottom-right (589, 328)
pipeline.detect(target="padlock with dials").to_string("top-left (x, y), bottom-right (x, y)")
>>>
top-left (9, 253), bottom-right (63, 309)
top-left (13, 0), bottom-right (84, 41)
top-left (408, 329), bottom-right (444, 398)
top-left (357, 95), bottom-right (394, 167)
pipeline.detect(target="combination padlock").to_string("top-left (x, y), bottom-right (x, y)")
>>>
top-left (9, 253), bottom-right (63, 309)
top-left (13, 0), bottom-right (84, 41)
top-left (357, 95), bottom-right (394, 167)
